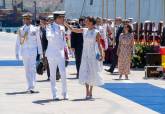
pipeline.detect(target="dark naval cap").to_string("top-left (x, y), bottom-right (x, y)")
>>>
top-left (22, 12), bottom-right (33, 19)
top-left (40, 16), bottom-right (47, 21)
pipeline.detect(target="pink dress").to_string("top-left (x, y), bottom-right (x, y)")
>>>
top-left (118, 33), bottom-right (134, 75)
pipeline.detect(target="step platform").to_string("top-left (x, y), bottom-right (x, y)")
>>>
top-left (145, 66), bottom-right (163, 78)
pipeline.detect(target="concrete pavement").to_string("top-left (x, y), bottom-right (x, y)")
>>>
top-left (0, 32), bottom-right (164, 114)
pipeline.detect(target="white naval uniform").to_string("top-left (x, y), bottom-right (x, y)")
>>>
top-left (96, 25), bottom-right (108, 50)
top-left (15, 24), bottom-right (42, 91)
top-left (46, 22), bottom-right (67, 98)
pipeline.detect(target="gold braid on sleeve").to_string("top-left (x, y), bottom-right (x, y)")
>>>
top-left (18, 29), bottom-right (28, 45)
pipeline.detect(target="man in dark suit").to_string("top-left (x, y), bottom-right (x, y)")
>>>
top-left (71, 18), bottom-right (84, 78)
top-left (161, 27), bottom-right (165, 46)
top-left (105, 17), bottom-right (123, 73)
top-left (39, 17), bottom-right (50, 80)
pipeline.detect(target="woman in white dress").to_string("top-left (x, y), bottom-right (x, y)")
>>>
top-left (64, 16), bottom-right (104, 99)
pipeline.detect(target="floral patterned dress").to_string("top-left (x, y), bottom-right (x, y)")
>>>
top-left (118, 33), bottom-right (134, 75)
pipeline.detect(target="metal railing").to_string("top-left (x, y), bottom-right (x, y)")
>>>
top-left (0, 27), bottom-right (19, 33)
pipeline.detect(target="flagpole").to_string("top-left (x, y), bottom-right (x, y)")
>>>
top-left (124, 0), bottom-right (126, 19)
top-left (106, 0), bottom-right (108, 18)
top-left (22, 0), bottom-right (24, 11)
top-left (114, 0), bottom-right (116, 18)
top-left (12, 0), bottom-right (13, 7)
top-left (164, 0), bottom-right (165, 23)
top-left (102, 0), bottom-right (105, 18)
top-left (34, 1), bottom-right (37, 25)
top-left (137, 0), bottom-right (141, 42)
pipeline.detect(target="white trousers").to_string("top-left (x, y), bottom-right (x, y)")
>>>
top-left (48, 57), bottom-right (67, 97)
top-left (22, 54), bottom-right (37, 91)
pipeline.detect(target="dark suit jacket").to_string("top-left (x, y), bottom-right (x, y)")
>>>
top-left (71, 24), bottom-right (83, 49)
top-left (161, 27), bottom-right (165, 46)
top-left (114, 24), bottom-right (124, 51)
top-left (40, 27), bottom-right (48, 52)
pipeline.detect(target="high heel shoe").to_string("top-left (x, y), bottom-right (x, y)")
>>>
top-left (119, 75), bottom-right (122, 79)
top-left (125, 75), bottom-right (129, 80)
top-left (86, 95), bottom-right (93, 100)
top-left (85, 96), bottom-right (90, 100)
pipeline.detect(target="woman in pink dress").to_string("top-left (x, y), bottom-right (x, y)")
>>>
top-left (117, 24), bottom-right (134, 80)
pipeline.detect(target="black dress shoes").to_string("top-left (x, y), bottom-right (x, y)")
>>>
top-left (105, 69), bottom-right (113, 73)
top-left (27, 90), bottom-right (39, 94)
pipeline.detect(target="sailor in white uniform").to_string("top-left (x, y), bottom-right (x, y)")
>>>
top-left (15, 13), bottom-right (42, 93)
top-left (46, 11), bottom-right (68, 100)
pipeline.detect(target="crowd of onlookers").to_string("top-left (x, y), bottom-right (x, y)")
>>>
top-left (63, 16), bottom-right (165, 80)
top-left (62, 16), bottom-right (134, 79)
top-left (11, 14), bottom-right (165, 80)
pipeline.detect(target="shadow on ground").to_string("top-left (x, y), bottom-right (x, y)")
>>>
top-left (33, 99), bottom-right (62, 105)
top-left (67, 77), bottom-right (78, 80)
top-left (6, 91), bottom-right (39, 95)
top-left (36, 80), bottom-right (50, 82)
top-left (71, 98), bottom-right (95, 102)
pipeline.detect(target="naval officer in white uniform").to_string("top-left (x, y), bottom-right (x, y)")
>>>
top-left (46, 11), bottom-right (68, 100)
top-left (15, 13), bottom-right (42, 93)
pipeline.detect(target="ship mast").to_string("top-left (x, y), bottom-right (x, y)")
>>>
top-left (21, 0), bottom-right (23, 11)
top-left (3, 0), bottom-right (6, 8)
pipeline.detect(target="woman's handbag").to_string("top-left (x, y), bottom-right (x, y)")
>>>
top-left (36, 32), bottom-right (48, 75)
top-left (96, 53), bottom-right (101, 60)
top-left (95, 43), bottom-right (101, 61)
top-left (95, 42), bottom-right (103, 71)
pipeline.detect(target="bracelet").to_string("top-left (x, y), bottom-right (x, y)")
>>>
top-left (69, 27), bottom-right (72, 31)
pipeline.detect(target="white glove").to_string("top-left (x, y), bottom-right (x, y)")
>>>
top-left (16, 54), bottom-right (19, 60)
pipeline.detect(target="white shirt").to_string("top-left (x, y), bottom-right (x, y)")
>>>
top-left (46, 22), bottom-right (67, 57)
